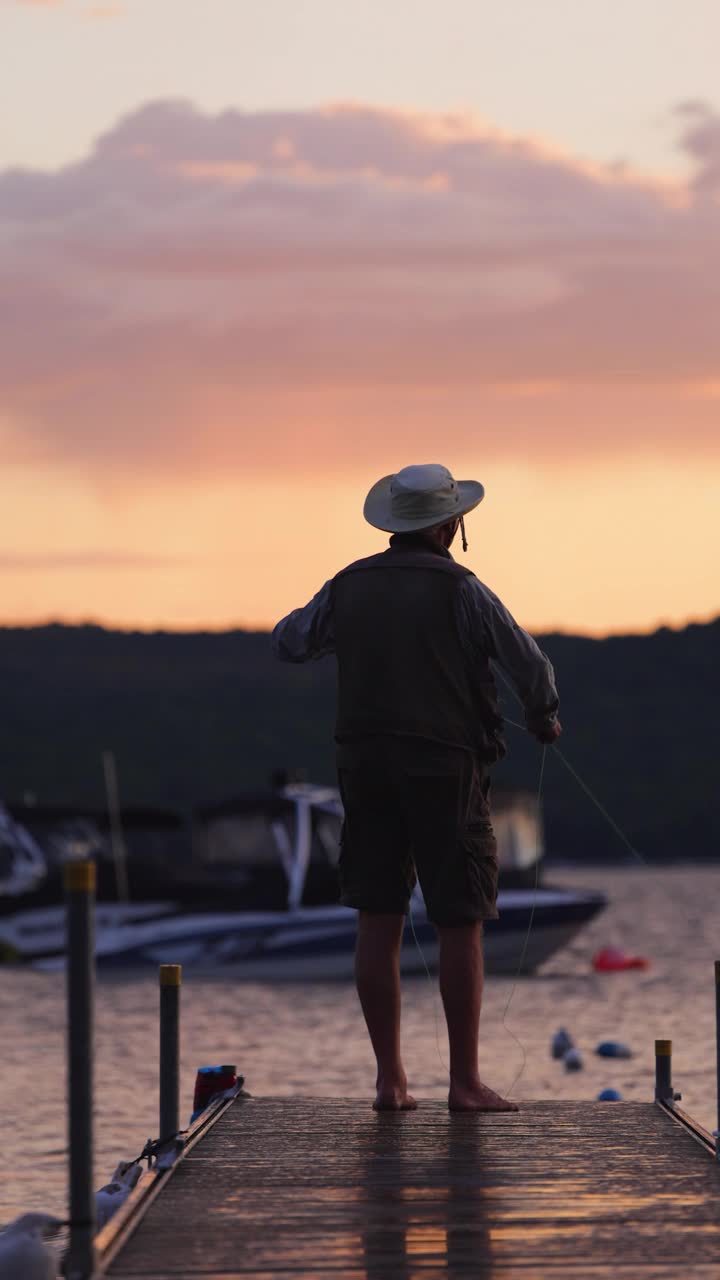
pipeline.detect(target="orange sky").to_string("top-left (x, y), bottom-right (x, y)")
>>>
top-left (2, 450), bottom-right (717, 637)
top-left (1, 103), bottom-right (718, 635)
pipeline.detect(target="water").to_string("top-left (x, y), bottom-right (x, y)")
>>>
top-left (0, 866), bottom-right (717, 1224)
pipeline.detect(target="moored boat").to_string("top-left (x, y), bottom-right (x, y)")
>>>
top-left (0, 781), bottom-right (606, 974)
top-left (24, 887), bottom-right (606, 976)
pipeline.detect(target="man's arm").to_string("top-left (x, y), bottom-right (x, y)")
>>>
top-left (271, 580), bottom-right (335, 662)
top-left (460, 577), bottom-right (561, 741)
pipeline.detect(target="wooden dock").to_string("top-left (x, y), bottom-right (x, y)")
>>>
top-left (98, 1096), bottom-right (720, 1278)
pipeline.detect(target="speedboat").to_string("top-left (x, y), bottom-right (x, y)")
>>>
top-left (24, 888), bottom-right (605, 976)
top-left (0, 782), bottom-right (606, 974)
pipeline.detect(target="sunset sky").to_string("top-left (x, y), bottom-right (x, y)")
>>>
top-left (1, 0), bottom-right (718, 636)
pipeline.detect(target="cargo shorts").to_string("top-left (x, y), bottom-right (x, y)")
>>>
top-left (336, 736), bottom-right (499, 927)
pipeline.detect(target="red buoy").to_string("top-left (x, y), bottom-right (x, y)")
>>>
top-left (592, 947), bottom-right (650, 972)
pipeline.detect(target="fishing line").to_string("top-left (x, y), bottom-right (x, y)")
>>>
top-left (502, 716), bottom-right (645, 867)
top-left (496, 658), bottom-right (647, 1088)
top-left (493, 659), bottom-right (645, 866)
top-left (409, 664), bottom-right (646, 1098)
top-left (408, 740), bottom-right (547, 1095)
top-left (554, 745), bottom-right (645, 866)
top-left (500, 743), bottom-right (546, 1097)
top-left (408, 902), bottom-right (448, 1074)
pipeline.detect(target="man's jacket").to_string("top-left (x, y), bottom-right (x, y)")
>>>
top-left (272, 532), bottom-right (559, 758)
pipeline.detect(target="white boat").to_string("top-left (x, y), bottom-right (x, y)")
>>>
top-left (24, 889), bottom-right (605, 976)
top-left (0, 783), bottom-right (606, 975)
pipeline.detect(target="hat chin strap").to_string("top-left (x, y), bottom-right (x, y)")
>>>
top-left (460, 515), bottom-right (468, 553)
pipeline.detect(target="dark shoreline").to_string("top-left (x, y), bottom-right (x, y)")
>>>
top-left (0, 617), bottom-right (717, 859)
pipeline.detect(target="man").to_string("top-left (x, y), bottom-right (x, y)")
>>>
top-left (272, 463), bottom-right (561, 1112)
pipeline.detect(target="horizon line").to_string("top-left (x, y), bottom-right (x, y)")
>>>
top-left (0, 611), bottom-right (717, 643)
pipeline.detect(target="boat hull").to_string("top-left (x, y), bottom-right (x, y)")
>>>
top-left (9, 889), bottom-right (607, 977)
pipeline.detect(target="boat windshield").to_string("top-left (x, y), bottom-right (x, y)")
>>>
top-left (194, 785), bottom-right (342, 910)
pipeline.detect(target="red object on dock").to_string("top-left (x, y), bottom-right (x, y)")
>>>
top-left (192, 1065), bottom-right (237, 1116)
top-left (592, 947), bottom-right (650, 972)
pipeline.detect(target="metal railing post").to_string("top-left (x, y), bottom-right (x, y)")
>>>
top-left (159, 964), bottom-right (182, 1142)
top-left (654, 1039), bottom-right (674, 1104)
top-left (64, 861), bottom-right (96, 1280)
top-left (715, 962), bottom-right (720, 1161)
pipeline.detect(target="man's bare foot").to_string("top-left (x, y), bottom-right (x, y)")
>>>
top-left (448, 1080), bottom-right (519, 1112)
top-left (374, 1087), bottom-right (417, 1111)
top-left (373, 1075), bottom-right (417, 1111)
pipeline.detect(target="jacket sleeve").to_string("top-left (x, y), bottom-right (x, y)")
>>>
top-left (460, 577), bottom-right (560, 733)
top-left (271, 579), bottom-right (335, 662)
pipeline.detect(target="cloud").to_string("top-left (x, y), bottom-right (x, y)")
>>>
top-left (675, 101), bottom-right (720, 197)
top-left (7, 1), bottom-right (125, 14)
top-left (0, 552), bottom-right (187, 569)
top-left (0, 100), bottom-right (718, 481)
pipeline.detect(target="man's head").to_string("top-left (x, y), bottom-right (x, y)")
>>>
top-left (363, 464), bottom-right (484, 550)
top-left (429, 517), bottom-right (461, 550)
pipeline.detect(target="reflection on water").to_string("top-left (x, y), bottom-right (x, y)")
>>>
top-left (359, 1116), bottom-right (493, 1278)
top-left (0, 866), bottom-right (718, 1227)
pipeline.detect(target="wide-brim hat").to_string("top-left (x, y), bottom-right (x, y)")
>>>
top-left (364, 463), bottom-right (484, 534)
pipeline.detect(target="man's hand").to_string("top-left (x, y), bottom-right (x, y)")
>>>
top-left (535, 718), bottom-right (562, 745)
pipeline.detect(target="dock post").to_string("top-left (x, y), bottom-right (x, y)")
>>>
top-left (64, 861), bottom-right (96, 1280)
top-left (715, 962), bottom-right (720, 1161)
top-left (654, 1039), bottom-right (674, 1104)
top-left (159, 964), bottom-right (182, 1142)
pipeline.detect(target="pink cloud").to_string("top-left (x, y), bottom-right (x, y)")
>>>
top-left (0, 101), bottom-right (718, 480)
top-left (0, 551), bottom-right (185, 569)
top-left (675, 101), bottom-right (720, 197)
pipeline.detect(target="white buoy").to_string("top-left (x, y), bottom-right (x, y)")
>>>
top-left (0, 1213), bottom-right (64, 1279)
top-left (96, 1161), bottom-right (143, 1228)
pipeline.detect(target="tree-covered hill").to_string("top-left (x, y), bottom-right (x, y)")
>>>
top-left (0, 617), bottom-right (717, 861)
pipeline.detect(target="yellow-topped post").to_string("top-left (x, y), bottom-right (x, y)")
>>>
top-left (64, 860), bottom-right (96, 1280)
top-left (160, 963), bottom-right (182, 1142)
top-left (64, 859), bottom-right (96, 894)
top-left (654, 1039), bottom-right (675, 1105)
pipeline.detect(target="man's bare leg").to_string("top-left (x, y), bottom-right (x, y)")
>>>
top-left (438, 922), bottom-right (518, 1112)
top-left (355, 912), bottom-right (417, 1110)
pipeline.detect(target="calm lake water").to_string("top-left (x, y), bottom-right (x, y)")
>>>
top-left (0, 866), bottom-right (718, 1224)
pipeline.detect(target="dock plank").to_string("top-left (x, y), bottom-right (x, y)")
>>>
top-left (105, 1098), bottom-right (720, 1277)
